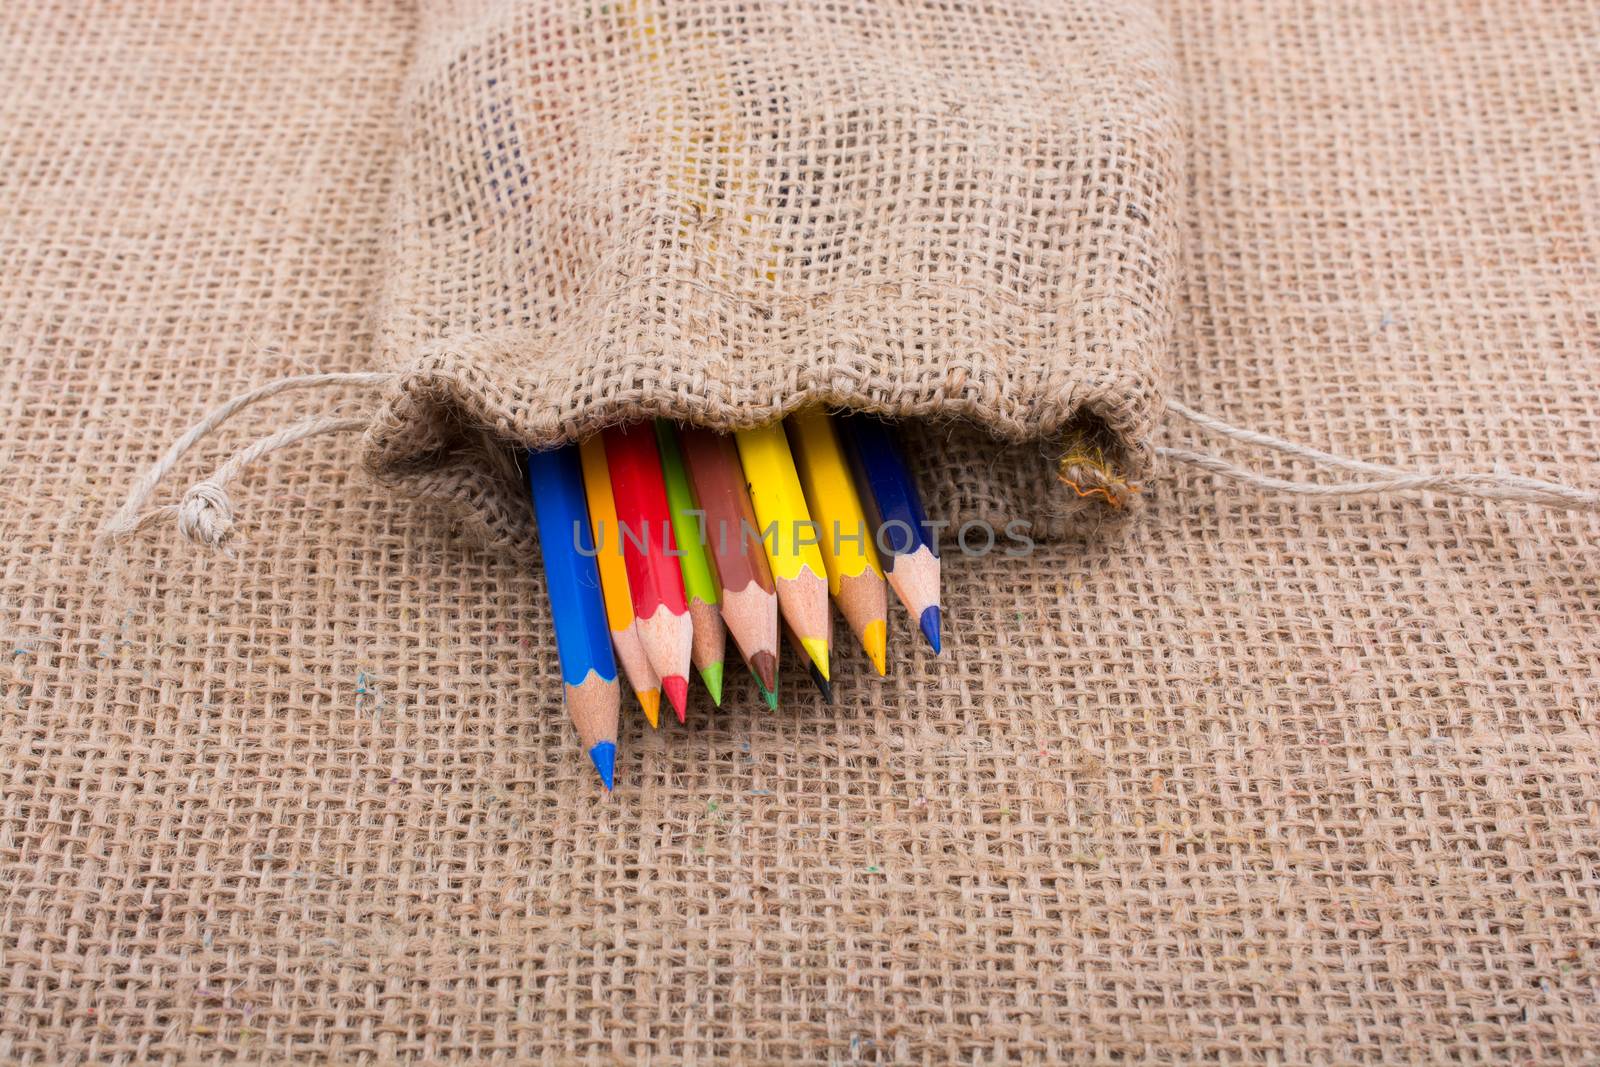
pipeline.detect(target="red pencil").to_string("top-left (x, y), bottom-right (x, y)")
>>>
top-left (602, 424), bottom-right (694, 720)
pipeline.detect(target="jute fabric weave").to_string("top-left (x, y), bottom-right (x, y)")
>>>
top-left (2, 1), bottom-right (1599, 1063)
top-left (368, 0), bottom-right (1185, 541)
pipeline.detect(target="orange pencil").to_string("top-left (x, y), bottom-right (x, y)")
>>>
top-left (578, 437), bottom-right (663, 728)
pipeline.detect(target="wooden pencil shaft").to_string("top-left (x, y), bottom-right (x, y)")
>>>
top-left (578, 437), bottom-right (662, 713)
top-left (838, 415), bottom-right (939, 562)
top-left (524, 447), bottom-right (617, 689)
top-left (735, 423), bottom-right (832, 677)
top-left (733, 424), bottom-right (829, 582)
top-left (837, 415), bottom-right (942, 653)
top-left (602, 424), bottom-right (688, 616)
top-left (654, 420), bottom-right (721, 607)
top-left (679, 427), bottom-right (777, 596)
top-left (719, 580), bottom-right (779, 690)
top-left (565, 674), bottom-right (621, 754)
top-left (786, 409), bottom-right (889, 672)
top-left (602, 425), bottom-right (694, 705)
top-left (526, 446), bottom-right (622, 782)
top-left (577, 438), bottom-right (638, 625)
top-left (681, 426), bottom-right (780, 688)
top-left (785, 408), bottom-right (885, 590)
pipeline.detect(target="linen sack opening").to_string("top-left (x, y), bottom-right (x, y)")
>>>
top-left (365, 0), bottom-right (1186, 544)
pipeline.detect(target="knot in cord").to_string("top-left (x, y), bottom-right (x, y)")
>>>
top-left (99, 372), bottom-right (395, 548)
top-left (176, 481), bottom-right (235, 546)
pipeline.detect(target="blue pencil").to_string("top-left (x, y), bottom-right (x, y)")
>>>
top-left (837, 415), bottom-right (942, 653)
top-left (525, 446), bottom-right (620, 789)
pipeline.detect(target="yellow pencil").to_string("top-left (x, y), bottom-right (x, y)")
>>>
top-left (785, 408), bottom-right (889, 675)
top-left (578, 436), bottom-right (663, 728)
top-left (734, 423), bottom-right (831, 680)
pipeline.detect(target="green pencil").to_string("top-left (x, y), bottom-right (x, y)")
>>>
top-left (655, 420), bottom-right (727, 705)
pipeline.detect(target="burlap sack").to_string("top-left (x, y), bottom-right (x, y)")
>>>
top-left (368, 0), bottom-right (1184, 542)
top-left (7, 1), bottom-right (1600, 1063)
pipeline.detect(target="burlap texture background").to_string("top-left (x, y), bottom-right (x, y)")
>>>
top-left (4, 1), bottom-right (1599, 1064)
top-left (369, 0), bottom-right (1183, 542)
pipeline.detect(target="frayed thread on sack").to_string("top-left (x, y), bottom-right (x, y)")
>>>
top-left (101, 373), bottom-right (1599, 551)
top-left (1057, 443), bottom-right (1141, 510)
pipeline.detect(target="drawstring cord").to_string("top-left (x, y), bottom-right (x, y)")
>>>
top-left (170, 415), bottom-right (371, 545)
top-left (98, 372), bottom-right (397, 547)
top-left (100, 373), bottom-right (1598, 549)
top-left (1160, 400), bottom-right (1598, 511)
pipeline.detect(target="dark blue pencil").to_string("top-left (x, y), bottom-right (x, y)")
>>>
top-left (526, 446), bottom-right (620, 790)
top-left (837, 415), bottom-right (942, 653)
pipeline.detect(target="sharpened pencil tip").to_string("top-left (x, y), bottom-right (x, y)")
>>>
top-left (751, 651), bottom-right (778, 693)
top-left (589, 741), bottom-right (616, 791)
top-left (638, 689), bottom-right (661, 729)
top-left (800, 637), bottom-right (830, 681)
top-left (699, 661), bottom-right (724, 706)
top-left (807, 662), bottom-right (834, 704)
top-left (918, 606), bottom-right (942, 654)
top-left (663, 675), bottom-right (689, 721)
top-left (862, 620), bottom-right (887, 676)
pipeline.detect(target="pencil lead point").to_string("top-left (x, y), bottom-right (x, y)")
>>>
top-left (752, 667), bottom-right (780, 710)
top-left (638, 689), bottom-right (661, 729)
top-left (699, 661), bottom-right (724, 706)
top-left (918, 606), bottom-right (942, 654)
top-left (809, 664), bottom-right (834, 704)
top-left (801, 637), bottom-right (830, 681)
top-left (588, 741), bottom-right (616, 791)
top-left (862, 620), bottom-right (887, 676)
top-left (751, 651), bottom-right (779, 693)
top-left (663, 675), bottom-right (689, 721)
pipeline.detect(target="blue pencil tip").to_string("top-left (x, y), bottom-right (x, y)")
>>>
top-left (918, 606), bottom-right (942, 654)
top-left (589, 741), bottom-right (616, 791)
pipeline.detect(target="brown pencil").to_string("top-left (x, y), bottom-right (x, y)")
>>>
top-left (678, 427), bottom-right (780, 694)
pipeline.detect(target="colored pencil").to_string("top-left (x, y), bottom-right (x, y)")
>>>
top-left (838, 416), bottom-right (942, 653)
top-left (654, 421), bottom-right (727, 705)
top-left (784, 618), bottom-right (833, 704)
top-left (602, 424), bottom-right (694, 721)
top-left (577, 436), bottom-right (662, 728)
top-left (746, 659), bottom-right (779, 711)
top-left (785, 408), bottom-right (889, 676)
top-left (678, 426), bottom-right (780, 696)
top-left (524, 446), bottom-right (620, 790)
top-left (734, 423), bottom-right (832, 681)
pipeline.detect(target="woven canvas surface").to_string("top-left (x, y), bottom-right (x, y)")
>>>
top-left (367, 0), bottom-right (1184, 542)
top-left (4, 1), bottom-right (1600, 1064)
